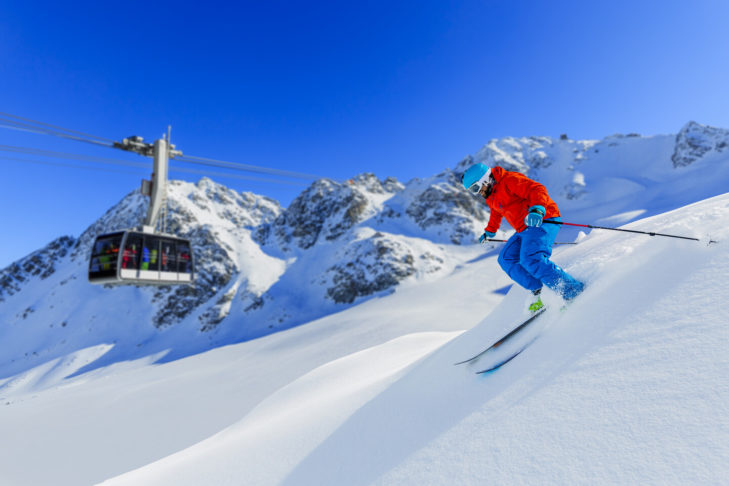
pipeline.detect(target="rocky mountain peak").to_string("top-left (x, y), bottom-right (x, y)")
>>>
top-left (261, 173), bottom-right (403, 251)
top-left (671, 121), bottom-right (729, 168)
top-left (0, 236), bottom-right (76, 303)
top-left (468, 135), bottom-right (556, 175)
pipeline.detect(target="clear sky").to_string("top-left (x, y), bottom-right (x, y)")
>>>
top-left (2, 0), bottom-right (729, 268)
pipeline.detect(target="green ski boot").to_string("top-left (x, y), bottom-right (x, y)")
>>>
top-left (529, 288), bottom-right (544, 313)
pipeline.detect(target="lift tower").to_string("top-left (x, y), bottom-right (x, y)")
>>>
top-left (113, 129), bottom-right (182, 233)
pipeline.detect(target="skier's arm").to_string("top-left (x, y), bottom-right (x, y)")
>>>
top-left (484, 209), bottom-right (503, 234)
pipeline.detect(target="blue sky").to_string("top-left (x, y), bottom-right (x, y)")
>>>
top-left (2, 0), bottom-right (729, 267)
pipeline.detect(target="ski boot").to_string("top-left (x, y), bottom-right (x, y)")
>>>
top-left (528, 288), bottom-right (544, 314)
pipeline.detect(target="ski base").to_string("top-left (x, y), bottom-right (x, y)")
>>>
top-left (454, 307), bottom-right (547, 366)
top-left (475, 337), bottom-right (538, 374)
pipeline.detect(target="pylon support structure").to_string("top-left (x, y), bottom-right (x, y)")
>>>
top-left (113, 129), bottom-right (182, 233)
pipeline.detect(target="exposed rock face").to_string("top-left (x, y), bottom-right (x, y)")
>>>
top-left (152, 180), bottom-right (281, 329)
top-left (324, 234), bottom-right (416, 304)
top-left (151, 225), bottom-right (236, 328)
top-left (249, 171), bottom-right (479, 317)
top-left (460, 136), bottom-right (604, 203)
top-left (404, 171), bottom-right (487, 244)
top-left (672, 121), bottom-right (729, 168)
top-left (321, 231), bottom-right (446, 304)
top-left (262, 173), bottom-right (390, 250)
top-left (471, 136), bottom-right (556, 174)
top-left (563, 172), bottom-right (587, 201)
top-left (0, 236), bottom-right (76, 302)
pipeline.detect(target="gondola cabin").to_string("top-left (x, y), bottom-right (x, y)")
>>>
top-left (89, 230), bottom-right (194, 285)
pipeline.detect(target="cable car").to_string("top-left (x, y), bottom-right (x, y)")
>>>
top-left (88, 230), bottom-right (194, 285)
top-left (88, 133), bottom-right (195, 286)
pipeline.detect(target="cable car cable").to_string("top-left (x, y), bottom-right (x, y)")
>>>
top-left (0, 144), bottom-right (149, 168)
top-left (0, 155), bottom-right (147, 175)
top-left (0, 145), bottom-right (310, 186)
top-left (168, 164), bottom-right (308, 186)
top-left (0, 111), bottom-right (115, 144)
top-left (175, 154), bottom-right (320, 180)
top-left (0, 120), bottom-right (114, 148)
top-left (1, 112), bottom-right (322, 183)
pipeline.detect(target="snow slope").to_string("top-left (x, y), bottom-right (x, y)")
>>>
top-left (0, 192), bottom-right (724, 485)
top-left (102, 194), bottom-right (729, 486)
top-left (1, 121), bottom-right (729, 485)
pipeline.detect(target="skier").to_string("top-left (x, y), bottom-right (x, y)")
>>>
top-left (462, 163), bottom-right (585, 311)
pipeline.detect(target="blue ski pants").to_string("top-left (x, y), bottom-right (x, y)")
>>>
top-left (497, 218), bottom-right (584, 300)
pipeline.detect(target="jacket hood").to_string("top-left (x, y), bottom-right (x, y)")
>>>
top-left (491, 166), bottom-right (507, 182)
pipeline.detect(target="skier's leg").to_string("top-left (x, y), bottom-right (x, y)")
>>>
top-left (498, 232), bottom-right (542, 291)
top-left (520, 218), bottom-right (584, 299)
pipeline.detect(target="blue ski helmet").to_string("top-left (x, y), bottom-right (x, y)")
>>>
top-left (461, 163), bottom-right (492, 193)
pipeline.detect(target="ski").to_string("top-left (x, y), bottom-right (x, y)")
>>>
top-left (475, 337), bottom-right (538, 374)
top-left (454, 307), bottom-right (547, 366)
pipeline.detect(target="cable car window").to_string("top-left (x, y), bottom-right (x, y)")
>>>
top-left (160, 239), bottom-right (177, 272)
top-left (141, 237), bottom-right (161, 272)
top-left (177, 241), bottom-right (193, 274)
top-left (89, 232), bottom-right (194, 285)
top-left (122, 234), bottom-right (143, 270)
top-left (89, 232), bottom-right (123, 279)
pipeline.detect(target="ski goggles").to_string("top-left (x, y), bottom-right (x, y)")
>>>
top-left (467, 173), bottom-right (493, 194)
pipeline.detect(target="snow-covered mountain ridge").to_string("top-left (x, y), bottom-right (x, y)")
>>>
top-left (1, 121), bottom-right (728, 379)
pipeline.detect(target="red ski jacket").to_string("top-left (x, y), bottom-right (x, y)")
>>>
top-left (484, 166), bottom-right (560, 233)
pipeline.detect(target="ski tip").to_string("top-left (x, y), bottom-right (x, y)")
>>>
top-left (476, 362), bottom-right (507, 375)
top-left (475, 367), bottom-right (497, 375)
top-left (475, 351), bottom-right (523, 374)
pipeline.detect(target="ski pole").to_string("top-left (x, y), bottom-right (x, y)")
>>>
top-left (543, 220), bottom-right (717, 244)
top-left (484, 238), bottom-right (577, 245)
